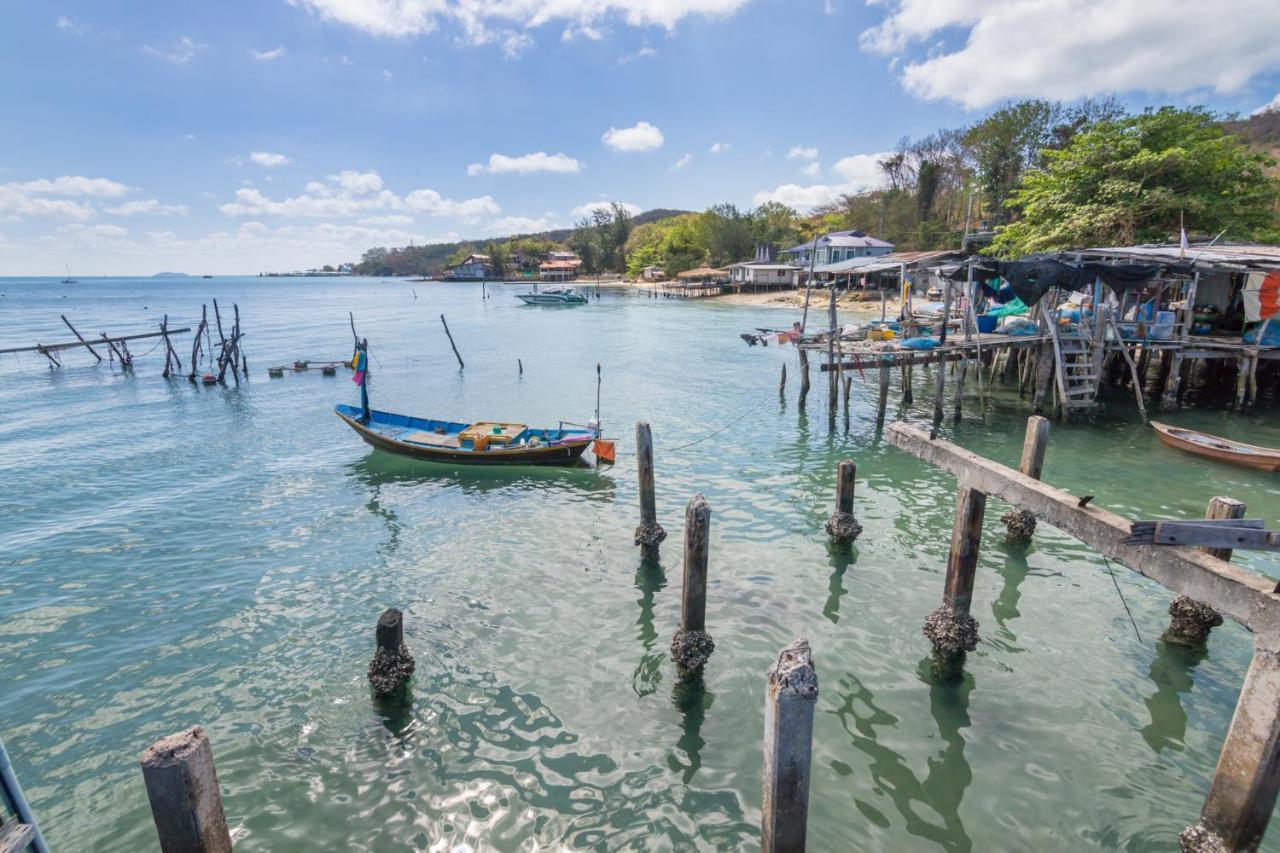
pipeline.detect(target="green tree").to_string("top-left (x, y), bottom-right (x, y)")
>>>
top-left (701, 203), bottom-right (754, 265)
top-left (486, 241), bottom-right (509, 279)
top-left (660, 214), bottom-right (708, 275)
top-left (570, 218), bottom-right (601, 274)
top-left (990, 107), bottom-right (1280, 257)
top-left (750, 201), bottom-right (802, 249)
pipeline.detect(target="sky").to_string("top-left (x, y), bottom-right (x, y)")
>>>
top-left (2, 0), bottom-right (1279, 275)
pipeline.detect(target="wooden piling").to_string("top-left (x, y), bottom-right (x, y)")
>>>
top-left (923, 485), bottom-right (985, 655)
top-left (1001, 416), bottom-right (1049, 542)
top-left (1181, 639), bottom-right (1280, 852)
top-left (670, 495), bottom-right (714, 672)
top-left (933, 351), bottom-right (947, 422)
top-left (798, 351), bottom-right (810, 410)
top-left (634, 421), bottom-right (666, 561)
top-left (779, 363), bottom-right (787, 398)
top-left (140, 727), bottom-right (232, 853)
top-left (901, 363), bottom-right (914, 405)
top-left (762, 638), bottom-right (818, 853)
top-left (367, 608), bottom-right (415, 698)
top-left (60, 314), bottom-right (102, 362)
top-left (1032, 341), bottom-right (1054, 414)
top-left (876, 358), bottom-right (890, 424)
top-left (189, 305), bottom-right (208, 382)
top-left (1201, 496), bottom-right (1248, 562)
top-left (952, 357), bottom-right (968, 422)
top-left (825, 460), bottom-right (862, 544)
top-left (518, 358), bottom-right (523, 376)
top-left (440, 314), bottom-right (464, 370)
top-left (1162, 351), bottom-right (1185, 410)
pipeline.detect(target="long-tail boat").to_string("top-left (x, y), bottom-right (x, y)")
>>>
top-left (1151, 421), bottom-right (1280, 472)
top-left (335, 338), bottom-right (598, 466)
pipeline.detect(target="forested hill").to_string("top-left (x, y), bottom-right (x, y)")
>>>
top-left (353, 208), bottom-right (688, 277)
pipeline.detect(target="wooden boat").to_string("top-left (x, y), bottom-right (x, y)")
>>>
top-left (335, 404), bottom-right (596, 465)
top-left (1151, 421), bottom-right (1280, 472)
top-left (516, 287), bottom-right (588, 305)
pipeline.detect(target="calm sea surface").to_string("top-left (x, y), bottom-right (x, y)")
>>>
top-left (2, 276), bottom-right (1279, 851)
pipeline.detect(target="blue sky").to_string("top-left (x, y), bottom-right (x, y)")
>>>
top-left (2, 0), bottom-right (1279, 274)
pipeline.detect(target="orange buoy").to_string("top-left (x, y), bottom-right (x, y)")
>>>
top-left (201, 374), bottom-right (217, 385)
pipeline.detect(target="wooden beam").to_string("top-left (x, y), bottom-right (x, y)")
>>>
top-left (0, 327), bottom-right (191, 356)
top-left (885, 421), bottom-right (1280, 631)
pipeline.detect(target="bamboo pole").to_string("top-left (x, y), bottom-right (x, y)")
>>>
top-left (440, 314), bottom-right (464, 370)
top-left (60, 314), bottom-right (102, 362)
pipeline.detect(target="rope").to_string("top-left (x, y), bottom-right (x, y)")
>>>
top-left (659, 398), bottom-right (770, 454)
top-left (1102, 555), bottom-right (1142, 643)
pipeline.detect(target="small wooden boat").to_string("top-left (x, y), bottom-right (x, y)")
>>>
top-left (335, 404), bottom-right (596, 465)
top-left (1151, 421), bottom-right (1280, 472)
top-left (516, 287), bottom-right (588, 305)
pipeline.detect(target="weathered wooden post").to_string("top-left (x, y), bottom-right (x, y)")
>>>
top-left (1031, 341), bottom-right (1054, 414)
top-left (1001, 416), bottom-right (1050, 542)
top-left (779, 363), bottom-right (786, 398)
top-left (140, 727), bottom-right (233, 853)
top-left (1180, 635), bottom-right (1280, 852)
top-left (876, 357), bottom-right (890, 424)
top-left (440, 314), bottom-right (464, 370)
top-left (761, 638), bottom-right (818, 853)
top-left (634, 421), bottom-right (666, 561)
top-left (1162, 497), bottom-right (1244, 647)
top-left (952, 357), bottom-right (968, 422)
top-left (367, 608), bottom-right (415, 698)
top-left (1162, 351), bottom-right (1185, 410)
top-left (61, 314), bottom-right (103, 362)
top-left (670, 495), bottom-right (714, 672)
top-left (901, 362), bottom-right (914, 405)
top-left (798, 351), bottom-right (811, 410)
top-left (923, 484), bottom-right (985, 658)
top-left (824, 460), bottom-right (862, 545)
top-left (932, 351), bottom-right (947, 423)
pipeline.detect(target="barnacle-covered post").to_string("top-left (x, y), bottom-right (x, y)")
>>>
top-left (670, 495), bottom-right (714, 672)
top-left (634, 421), bottom-right (666, 561)
top-left (762, 638), bottom-right (818, 853)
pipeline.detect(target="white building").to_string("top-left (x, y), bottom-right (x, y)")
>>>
top-left (447, 253), bottom-right (492, 280)
top-left (781, 230), bottom-right (894, 267)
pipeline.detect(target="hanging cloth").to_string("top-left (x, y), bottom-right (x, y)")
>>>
top-left (351, 348), bottom-right (368, 385)
top-left (1242, 271), bottom-right (1280, 322)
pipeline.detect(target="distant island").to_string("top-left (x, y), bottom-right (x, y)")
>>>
top-left (151, 272), bottom-right (193, 278)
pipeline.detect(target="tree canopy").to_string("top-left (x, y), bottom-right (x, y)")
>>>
top-left (990, 107), bottom-right (1280, 257)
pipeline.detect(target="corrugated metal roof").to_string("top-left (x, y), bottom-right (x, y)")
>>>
top-left (1076, 243), bottom-right (1280, 270)
top-left (782, 230), bottom-right (895, 253)
top-left (812, 249), bottom-right (966, 275)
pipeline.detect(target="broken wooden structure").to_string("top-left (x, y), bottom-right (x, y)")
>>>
top-left (887, 417), bottom-right (1280, 851)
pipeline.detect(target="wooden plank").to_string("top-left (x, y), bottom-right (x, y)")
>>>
top-left (0, 821), bottom-right (35, 853)
top-left (1150, 523), bottom-right (1280, 553)
top-left (0, 327), bottom-right (192, 356)
top-left (885, 421), bottom-right (1280, 631)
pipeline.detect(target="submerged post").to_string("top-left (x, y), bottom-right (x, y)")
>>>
top-left (825, 460), bottom-right (862, 545)
top-left (140, 726), bottom-right (233, 853)
top-left (924, 484), bottom-right (985, 658)
top-left (1162, 497), bottom-right (1243, 648)
top-left (798, 351), bottom-right (811, 410)
top-left (670, 495), bottom-right (714, 672)
top-left (440, 314), bottom-right (464, 370)
top-left (877, 357), bottom-right (890, 424)
top-left (780, 363), bottom-right (787, 398)
top-left (762, 638), bottom-right (818, 853)
top-left (367, 608), bottom-right (415, 698)
top-left (634, 421), bottom-right (666, 561)
top-left (1181, 637), bottom-right (1280, 852)
top-left (1001, 416), bottom-right (1050, 542)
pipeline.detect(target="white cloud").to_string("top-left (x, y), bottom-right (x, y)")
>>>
top-left (56, 16), bottom-right (84, 35)
top-left (249, 151), bottom-right (291, 168)
top-left (752, 151), bottom-right (888, 211)
top-left (60, 223), bottom-right (129, 240)
top-left (502, 32), bottom-right (533, 58)
top-left (787, 146), bottom-right (818, 161)
top-left (800, 161), bottom-right (821, 177)
top-left (382, 68), bottom-right (394, 80)
top-left (618, 46), bottom-right (657, 64)
top-left (15, 176), bottom-right (130, 197)
top-left (142, 36), bottom-right (205, 64)
top-left (670, 153), bottom-right (693, 171)
top-left (340, 54), bottom-right (356, 66)
top-left (571, 200), bottom-right (642, 219)
top-left (288, 0), bottom-right (751, 40)
top-left (485, 214), bottom-right (562, 234)
top-left (0, 187), bottom-right (95, 221)
top-left (468, 152), bottom-right (583, 175)
top-left (252, 45), bottom-right (288, 61)
top-left (862, 0), bottom-right (1280, 109)
top-left (1254, 92), bottom-right (1280, 116)
top-left (219, 170), bottom-right (497, 220)
top-left (709, 142), bottom-right (730, 154)
top-left (602, 121), bottom-right (664, 152)
top-left (359, 214), bottom-right (415, 225)
top-left (105, 199), bottom-right (189, 216)
top-left (561, 24), bottom-right (602, 41)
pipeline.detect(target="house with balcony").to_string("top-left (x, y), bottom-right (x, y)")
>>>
top-left (780, 230), bottom-right (894, 268)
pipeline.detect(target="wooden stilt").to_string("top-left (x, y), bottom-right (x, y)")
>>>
top-left (923, 484), bottom-right (985, 656)
top-left (952, 357), bottom-right (968, 422)
top-left (876, 358), bottom-right (890, 425)
top-left (440, 314), bottom-right (464, 370)
top-left (779, 363), bottom-right (786, 398)
top-left (901, 363), bottom-right (913, 405)
top-left (825, 460), bottom-right (861, 544)
top-left (761, 638), bottom-right (818, 853)
top-left (1163, 351), bottom-right (1185, 410)
top-left (367, 608), bottom-right (415, 698)
top-left (670, 495), bottom-right (714, 672)
top-left (140, 727), bottom-right (232, 853)
top-left (634, 421), bottom-right (665, 561)
top-left (798, 351), bottom-right (810, 411)
top-left (60, 314), bottom-right (102, 362)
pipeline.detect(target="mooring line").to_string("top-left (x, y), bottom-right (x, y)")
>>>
top-left (1102, 555), bottom-right (1142, 643)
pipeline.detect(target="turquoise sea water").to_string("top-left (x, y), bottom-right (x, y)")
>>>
top-left (1, 277), bottom-right (1278, 851)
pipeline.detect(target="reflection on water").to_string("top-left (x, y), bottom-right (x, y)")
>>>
top-left (4, 278), bottom-right (1280, 851)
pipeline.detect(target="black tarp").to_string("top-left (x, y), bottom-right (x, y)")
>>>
top-left (944, 256), bottom-right (1190, 306)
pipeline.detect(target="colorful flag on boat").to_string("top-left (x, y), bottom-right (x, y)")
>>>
top-left (351, 348), bottom-right (368, 385)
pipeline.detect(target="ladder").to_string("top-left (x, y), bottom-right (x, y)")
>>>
top-left (1047, 307), bottom-right (1100, 415)
top-left (0, 737), bottom-right (47, 853)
